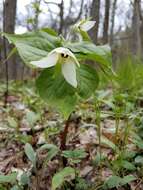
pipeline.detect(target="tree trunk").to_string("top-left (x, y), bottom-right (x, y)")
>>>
top-left (58, 0), bottom-right (64, 34)
top-left (132, 0), bottom-right (142, 58)
top-left (89, 0), bottom-right (100, 44)
top-left (110, 0), bottom-right (117, 46)
top-left (3, 0), bottom-right (17, 80)
top-left (103, 0), bottom-right (110, 44)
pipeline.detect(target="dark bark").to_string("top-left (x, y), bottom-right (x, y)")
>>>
top-left (110, 0), bottom-right (117, 46)
top-left (65, 0), bottom-right (84, 25)
top-left (58, 0), bottom-right (64, 34)
top-left (132, 0), bottom-right (142, 57)
top-left (103, 0), bottom-right (110, 44)
top-left (89, 0), bottom-right (101, 44)
top-left (3, 0), bottom-right (17, 79)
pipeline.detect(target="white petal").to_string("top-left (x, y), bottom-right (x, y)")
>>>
top-left (30, 52), bottom-right (58, 68)
top-left (62, 60), bottom-right (77, 88)
top-left (80, 21), bottom-right (96, 31)
top-left (54, 47), bottom-right (80, 67)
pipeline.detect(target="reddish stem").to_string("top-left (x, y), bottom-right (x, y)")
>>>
top-left (60, 115), bottom-right (71, 166)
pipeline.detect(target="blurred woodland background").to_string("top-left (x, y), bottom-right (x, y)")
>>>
top-left (1, 2), bottom-right (143, 189)
top-left (0, 0), bottom-right (143, 80)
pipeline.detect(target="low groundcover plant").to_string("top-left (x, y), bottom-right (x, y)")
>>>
top-left (2, 18), bottom-right (114, 190)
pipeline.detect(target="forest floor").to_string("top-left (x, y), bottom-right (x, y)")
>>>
top-left (0, 81), bottom-right (143, 190)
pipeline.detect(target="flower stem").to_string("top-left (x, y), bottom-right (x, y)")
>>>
top-left (95, 99), bottom-right (102, 164)
top-left (60, 114), bottom-right (71, 166)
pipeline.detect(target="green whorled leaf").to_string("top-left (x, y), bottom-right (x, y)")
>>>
top-left (62, 149), bottom-right (87, 159)
top-left (41, 28), bottom-right (58, 36)
top-left (45, 148), bottom-right (59, 162)
top-left (65, 41), bottom-right (112, 68)
top-left (77, 64), bottom-right (99, 99)
top-left (24, 143), bottom-right (36, 167)
top-left (52, 167), bottom-right (75, 190)
top-left (135, 155), bottom-right (143, 165)
top-left (3, 30), bottom-right (61, 64)
top-left (132, 137), bottom-right (143, 149)
top-left (0, 173), bottom-right (17, 184)
top-left (36, 64), bottom-right (99, 117)
top-left (119, 160), bottom-right (136, 171)
top-left (40, 144), bottom-right (59, 150)
top-left (25, 110), bottom-right (40, 127)
top-left (103, 175), bottom-right (136, 189)
top-left (7, 117), bottom-right (18, 128)
top-left (36, 68), bottom-right (77, 119)
top-left (101, 136), bottom-right (117, 151)
top-left (103, 176), bottom-right (121, 189)
top-left (10, 185), bottom-right (19, 190)
top-left (120, 175), bottom-right (136, 186)
top-left (20, 173), bottom-right (30, 185)
top-left (3, 30), bottom-right (60, 49)
top-left (15, 42), bottom-right (47, 64)
top-left (40, 144), bottom-right (59, 162)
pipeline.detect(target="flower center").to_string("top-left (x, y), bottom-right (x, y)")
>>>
top-left (61, 53), bottom-right (69, 58)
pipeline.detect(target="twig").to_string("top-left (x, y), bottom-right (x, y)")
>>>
top-left (44, 1), bottom-right (60, 6)
top-left (134, 178), bottom-right (143, 190)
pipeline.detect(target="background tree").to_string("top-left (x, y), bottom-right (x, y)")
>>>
top-left (110, 0), bottom-right (117, 46)
top-left (103, 0), bottom-right (110, 44)
top-left (132, 0), bottom-right (142, 58)
top-left (3, 0), bottom-right (17, 80)
top-left (44, 0), bottom-right (84, 35)
top-left (89, 0), bottom-right (101, 44)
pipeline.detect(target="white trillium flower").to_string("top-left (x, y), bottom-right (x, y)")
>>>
top-left (76, 20), bottom-right (96, 32)
top-left (30, 47), bottom-right (80, 88)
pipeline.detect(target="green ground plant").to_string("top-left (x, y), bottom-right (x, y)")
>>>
top-left (1, 22), bottom-right (143, 190)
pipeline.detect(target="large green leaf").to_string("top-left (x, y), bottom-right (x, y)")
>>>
top-left (40, 144), bottom-right (59, 162)
top-left (0, 173), bottom-right (17, 184)
top-left (103, 175), bottom-right (136, 189)
top-left (52, 167), bottom-right (75, 190)
top-left (36, 64), bottom-right (99, 117)
top-left (77, 64), bottom-right (99, 99)
top-left (62, 149), bottom-right (87, 159)
top-left (65, 42), bottom-right (112, 68)
top-left (36, 67), bottom-right (77, 119)
top-left (24, 143), bottom-right (36, 168)
top-left (3, 30), bottom-right (61, 64)
top-left (36, 64), bottom-right (99, 118)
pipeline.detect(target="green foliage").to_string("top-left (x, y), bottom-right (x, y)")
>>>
top-left (103, 175), bottom-right (136, 189)
top-left (24, 143), bottom-right (36, 168)
top-left (20, 172), bottom-right (30, 186)
top-left (116, 57), bottom-right (143, 93)
top-left (52, 167), bottom-right (75, 190)
top-left (77, 64), bottom-right (99, 99)
top-left (36, 67), bottom-right (77, 118)
top-left (62, 149), bottom-right (87, 160)
top-left (25, 110), bottom-right (40, 127)
top-left (3, 30), bottom-right (61, 64)
top-left (75, 178), bottom-right (89, 190)
top-left (10, 185), bottom-right (19, 190)
top-left (3, 24), bottom-right (111, 118)
top-left (36, 64), bottom-right (99, 118)
top-left (112, 159), bottom-right (136, 172)
top-left (65, 42), bottom-right (112, 67)
top-left (7, 117), bottom-right (18, 128)
top-left (39, 144), bottom-right (59, 162)
top-left (0, 173), bottom-right (17, 184)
